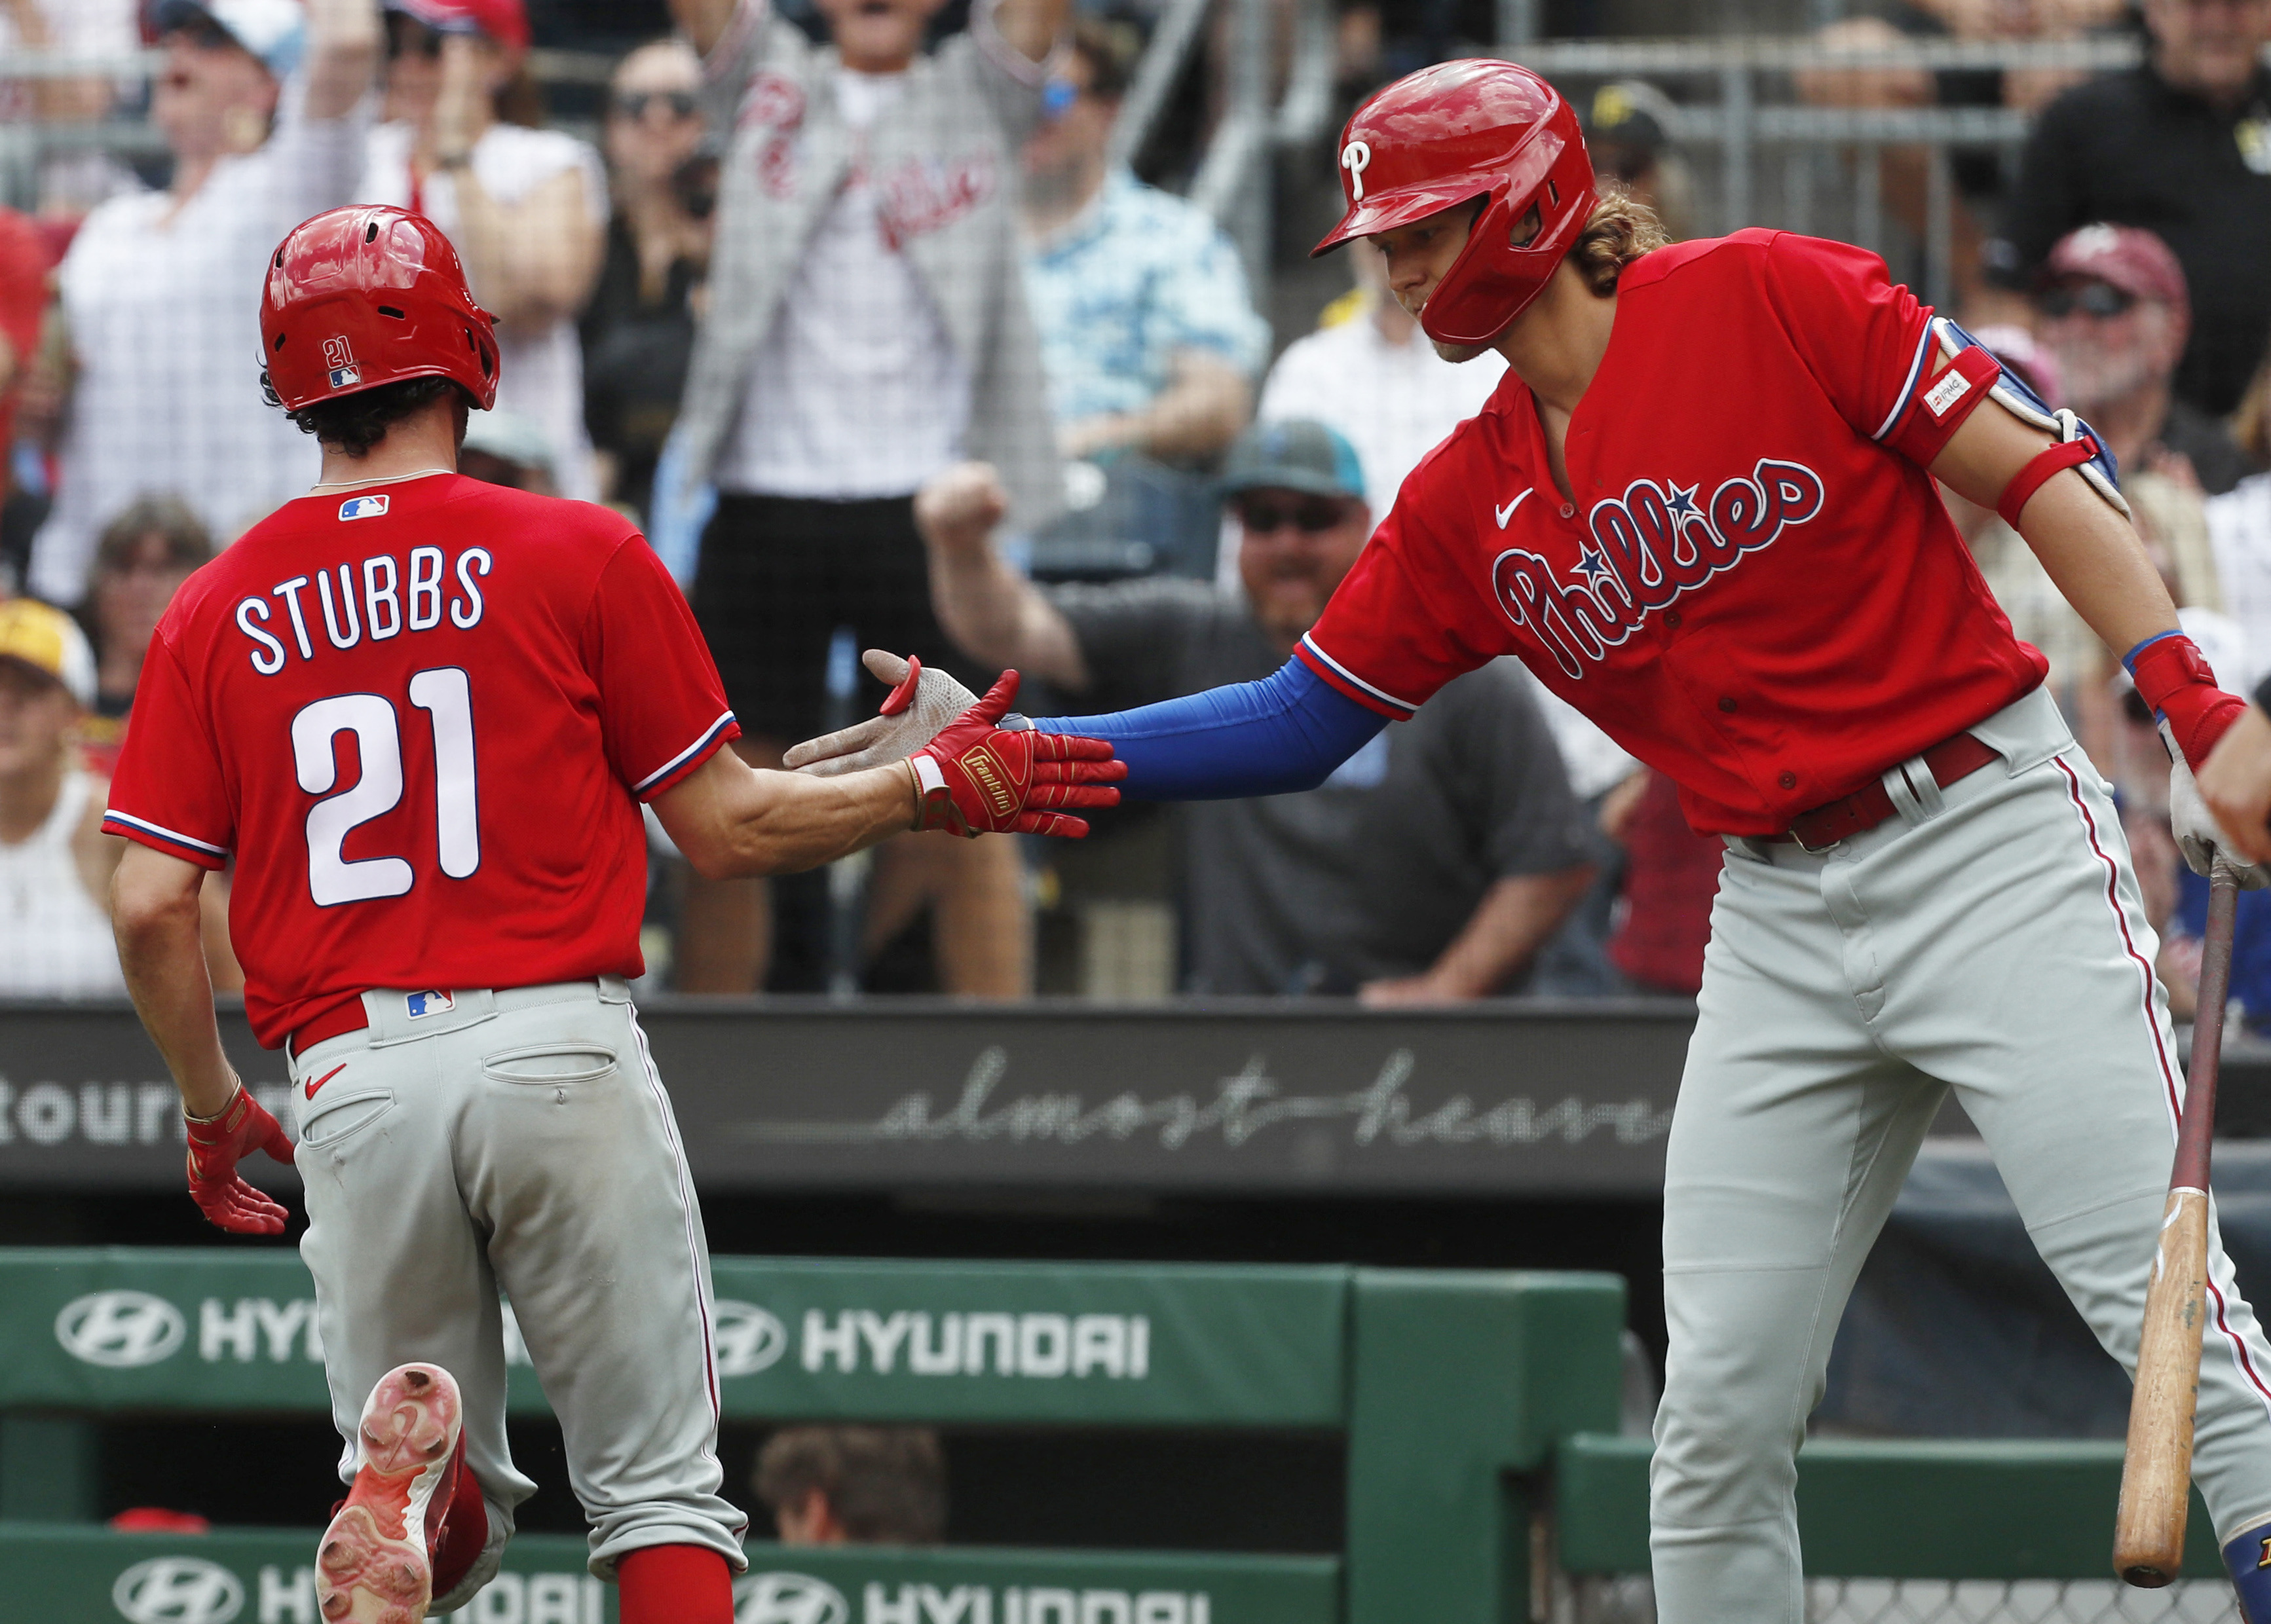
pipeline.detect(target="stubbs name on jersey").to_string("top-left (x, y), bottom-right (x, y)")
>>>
top-left (233, 545), bottom-right (494, 676)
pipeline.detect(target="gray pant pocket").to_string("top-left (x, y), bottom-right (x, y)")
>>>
top-left (481, 1043), bottom-right (620, 1086)
top-left (297, 1090), bottom-right (397, 1149)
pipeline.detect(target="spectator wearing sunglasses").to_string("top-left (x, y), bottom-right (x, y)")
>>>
top-left (916, 421), bottom-right (1595, 1000)
top-left (25, 0), bottom-right (379, 608)
top-left (2035, 222), bottom-right (2248, 496)
top-left (580, 39), bottom-right (713, 523)
top-left (359, 0), bottom-right (608, 500)
top-left (1019, 18), bottom-right (1269, 471)
top-left (1985, 0), bottom-right (2271, 419)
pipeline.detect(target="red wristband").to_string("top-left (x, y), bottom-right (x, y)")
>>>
top-left (1996, 436), bottom-right (2098, 530)
top-left (2130, 633), bottom-right (2245, 770)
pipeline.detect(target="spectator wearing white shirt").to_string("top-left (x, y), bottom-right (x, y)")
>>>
top-left (1257, 238), bottom-right (1505, 515)
top-left (360, 0), bottom-right (607, 501)
top-left (664, 0), bottom-right (1067, 997)
top-left (26, 0), bottom-right (379, 608)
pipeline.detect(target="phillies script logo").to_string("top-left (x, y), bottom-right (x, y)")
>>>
top-left (1494, 458), bottom-right (1824, 678)
top-left (876, 153), bottom-right (995, 249)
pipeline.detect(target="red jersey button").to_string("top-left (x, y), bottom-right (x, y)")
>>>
top-left (1717, 696), bottom-right (1738, 713)
top-left (1778, 771), bottom-right (1797, 789)
top-left (1558, 502), bottom-right (1575, 518)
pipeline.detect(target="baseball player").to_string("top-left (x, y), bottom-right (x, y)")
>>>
top-left (797, 61), bottom-right (2271, 1621)
top-left (102, 203), bottom-right (1119, 1624)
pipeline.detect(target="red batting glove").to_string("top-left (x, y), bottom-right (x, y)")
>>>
top-left (2130, 632), bottom-right (2247, 771)
top-left (185, 1083), bottom-right (296, 1235)
top-left (909, 671), bottom-right (1126, 838)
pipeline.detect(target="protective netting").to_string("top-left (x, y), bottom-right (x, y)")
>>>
top-left (1552, 1577), bottom-right (2241, 1624)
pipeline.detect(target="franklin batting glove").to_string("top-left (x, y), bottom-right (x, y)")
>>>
top-left (909, 671), bottom-right (1125, 838)
top-left (185, 1082), bottom-right (297, 1235)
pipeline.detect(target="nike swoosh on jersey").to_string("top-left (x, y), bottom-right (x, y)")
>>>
top-left (304, 1063), bottom-right (348, 1101)
top-left (1495, 490), bottom-right (1534, 528)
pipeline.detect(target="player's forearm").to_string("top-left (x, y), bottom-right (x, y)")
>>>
top-left (112, 858), bottom-right (236, 1118)
top-left (1931, 401), bottom-right (2179, 659)
top-left (662, 752), bottom-right (917, 877)
top-left (1423, 868), bottom-right (1592, 997)
top-left (303, 0), bottom-right (382, 122)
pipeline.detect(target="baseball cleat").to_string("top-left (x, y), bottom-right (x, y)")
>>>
top-left (315, 1363), bottom-right (464, 1624)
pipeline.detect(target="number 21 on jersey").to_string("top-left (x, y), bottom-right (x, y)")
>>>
top-left (292, 667), bottom-right (479, 906)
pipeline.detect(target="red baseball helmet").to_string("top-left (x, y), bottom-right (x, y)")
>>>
top-left (259, 205), bottom-right (500, 413)
top-left (1313, 60), bottom-right (1597, 348)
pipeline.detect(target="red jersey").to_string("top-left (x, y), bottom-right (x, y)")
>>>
top-left (103, 474), bottom-right (738, 1048)
top-left (1298, 229), bottom-right (2046, 836)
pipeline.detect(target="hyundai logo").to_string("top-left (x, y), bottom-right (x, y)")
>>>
top-left (714, 1300), bottom-right (787, 1377)
top-left (111, 1557), bottom-right (243, 1624)
top-left (735, 1571), bottom-right (848, 1624)
top-left (58, 1291), bottom-right (187, 1369)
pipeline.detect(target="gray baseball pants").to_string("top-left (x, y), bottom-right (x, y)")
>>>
top-left (288, 976), bottom-right (747, 1606)
top-left (1650, 684), bottom-right (2271, 1621)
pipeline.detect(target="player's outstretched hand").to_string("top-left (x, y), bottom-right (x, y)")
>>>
top-left (185, 1082), bottom-right (296, 1236)
top-left (2165, 719), bottom-right (2271, 887)
top-left (910, 670), bottom-right (1125, 838)
top-left (783, 651), bottom-right (980, 779)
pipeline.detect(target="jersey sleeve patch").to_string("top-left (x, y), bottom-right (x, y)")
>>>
top-left (102, 810), bottom-right (230, 871)
top-left (1296, 636), bottom-right (1420, 719)
top-left (633, 709), bottom-right (741, 800)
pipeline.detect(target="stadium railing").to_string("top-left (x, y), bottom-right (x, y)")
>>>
top-left (4, 1247), bottom-right (2252, 1621)
top-left (0, 1246), bottom-right (1626, 1623)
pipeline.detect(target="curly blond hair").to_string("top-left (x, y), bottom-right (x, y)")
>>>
top-left (1567, 184), bottom-right (1670, 297)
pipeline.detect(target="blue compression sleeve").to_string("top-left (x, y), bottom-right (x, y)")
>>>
top-left (1033, 657), bottom-right (1388, 800)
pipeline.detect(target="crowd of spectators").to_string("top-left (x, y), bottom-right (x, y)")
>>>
top-left (13, 1), bottom-right (2271, 1013)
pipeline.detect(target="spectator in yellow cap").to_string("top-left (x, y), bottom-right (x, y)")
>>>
top-left (0, 599), bottom-right (238, 997)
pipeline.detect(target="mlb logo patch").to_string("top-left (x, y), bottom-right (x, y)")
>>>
top-left (339, 494), bottom-right (390, 521)
top-left (405, 989), bottom-right (454, 1018)
top-left (328, 365), bottom-right (361, 389)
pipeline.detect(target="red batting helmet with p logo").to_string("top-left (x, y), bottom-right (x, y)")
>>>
top-left (1313, 60), bottom-right (1597, 348)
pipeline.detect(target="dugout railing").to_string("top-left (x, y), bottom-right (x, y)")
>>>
top-left (0, 1247), bottom-right (2249, 1623)
top-left (0, 1247), bottom-right (1627, 1623)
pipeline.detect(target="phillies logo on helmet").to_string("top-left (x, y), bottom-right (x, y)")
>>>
top-left (1494, 458), bottom-right (1825, 678)
top-left (322, 335), bottom-right (360, 390)
top-left (1341, 139), bottom-right (1372, 201)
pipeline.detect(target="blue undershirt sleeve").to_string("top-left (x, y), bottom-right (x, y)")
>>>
top-left (1032, 657), bottom-right (1388, 800)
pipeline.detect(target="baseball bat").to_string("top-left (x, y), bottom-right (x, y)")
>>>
top-left (2114, 860), bottom-right (2242, 1587)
